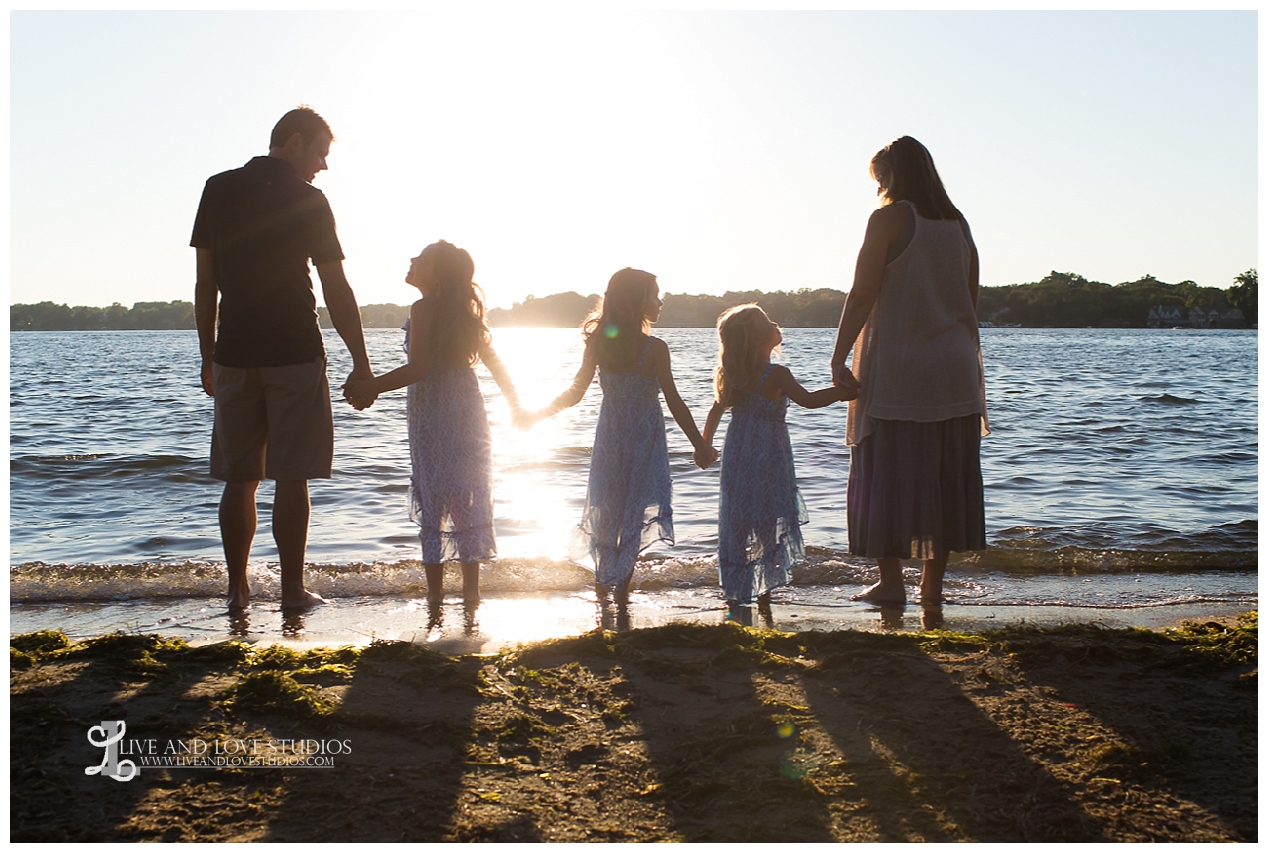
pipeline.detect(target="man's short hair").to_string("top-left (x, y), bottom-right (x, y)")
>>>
top-left (269, 107), bottom-right (333, 150)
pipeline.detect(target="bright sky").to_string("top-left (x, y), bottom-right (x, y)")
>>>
top-left (10, 10), bottom-right (1257, 312)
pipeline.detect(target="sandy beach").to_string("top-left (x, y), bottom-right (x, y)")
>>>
top-left (11, 609), bottom-right (1256, 842)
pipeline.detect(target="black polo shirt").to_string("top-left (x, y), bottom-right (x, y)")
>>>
top-left (191, 156), bottom-right (344, 367)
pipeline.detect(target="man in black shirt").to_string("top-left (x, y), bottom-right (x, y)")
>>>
top-left (192, 106), bottom-right (375, 609)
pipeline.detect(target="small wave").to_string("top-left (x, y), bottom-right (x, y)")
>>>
top-left (1140, 394), bottom-right (1198, 405)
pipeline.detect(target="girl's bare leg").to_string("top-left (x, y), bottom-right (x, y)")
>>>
top-left (920, 556), bottom-right (948, 605)
top-left (425, 563), bottom-right (445, 604)
top-left (851, 557), bottom-right (906, 603)
top-left (461, 562), bottom-right (480, 603)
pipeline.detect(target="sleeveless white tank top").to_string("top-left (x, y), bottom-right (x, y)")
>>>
top-left (846, 201), bottom-right (989, 445)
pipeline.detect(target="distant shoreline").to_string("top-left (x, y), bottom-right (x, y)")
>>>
top-left (8, 270), bottom-right (1257, 332)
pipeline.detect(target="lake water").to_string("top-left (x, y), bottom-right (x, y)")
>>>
top-left (9, 327), bottom-right (1257, 643)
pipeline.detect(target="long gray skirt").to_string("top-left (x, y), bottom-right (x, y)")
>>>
top-left (847, 415), bottom-right (986, 559)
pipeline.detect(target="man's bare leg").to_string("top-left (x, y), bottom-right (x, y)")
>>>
top-left (920, 556), bottom-right (948, 605)
top-left (220, 481), bottom-right (259, 609)
top-left (851, 556), bottom-right (907, 604)
top-left (275, 479), bottom-right (324, 608)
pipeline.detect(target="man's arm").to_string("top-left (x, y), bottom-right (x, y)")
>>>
top-left (316, 260), bottom-right (375, 409)
top-left (195, 248), bottom-right (218, 397)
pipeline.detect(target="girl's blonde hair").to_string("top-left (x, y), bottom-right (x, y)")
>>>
top-left (581, 267), bottom-right (656, 370)
top-left (428, 240), bottom-right (491, 367)
top-left (714, 303), bottom-right (772, 408)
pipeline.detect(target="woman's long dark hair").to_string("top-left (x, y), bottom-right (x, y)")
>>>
top-left (581, 267), bottom-right (656, 370)
top-left (871, 136), bottom-right (961, 220)
top-left (429, 240), bottom-right (491, 367)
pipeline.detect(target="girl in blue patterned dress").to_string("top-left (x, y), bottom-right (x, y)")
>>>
top-left (529, 268), bottom-right (716, 602)
top-left (696, 304), bottom-right (853, 609)
top-left (344, 241), bottom-right (522, 604)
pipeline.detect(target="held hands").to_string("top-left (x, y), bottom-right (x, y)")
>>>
top-left (693, 445), bottom-right (720, 470)
top-left (509, 405), bottom-right (535, 430)
top-left (831, 363), bottom-right (860, 400)
top-left (342, 369), bottom-right (378, 411)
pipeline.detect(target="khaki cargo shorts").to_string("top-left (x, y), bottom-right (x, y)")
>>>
top-left (210, 358), bottom-right (334, 482)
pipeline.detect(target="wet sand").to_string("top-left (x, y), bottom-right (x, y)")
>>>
top-left (11, 591), bottom-right (1255, 655)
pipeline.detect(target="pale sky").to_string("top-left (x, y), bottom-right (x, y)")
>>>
top-left (10, 10), bottom-right (1257, 312)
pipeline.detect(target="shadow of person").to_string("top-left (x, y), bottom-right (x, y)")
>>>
top-left (263, 640), bottom-right (486, 841)
top-left (797, 631), bottom-right (1107, 841)
top-left (10, 634), bottom-right (256, 841)
top-left (616, 623), bottom-right (838, 841)
top-left (989, 624), bottom-right (1257, 841)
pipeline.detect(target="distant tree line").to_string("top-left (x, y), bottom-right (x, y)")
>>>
top-left (977, 270), bottom-right (1257, 328)
top-left (11, 270), bottom-right (1257, 331)
top-left (10, 300), bottom-right (196, 331)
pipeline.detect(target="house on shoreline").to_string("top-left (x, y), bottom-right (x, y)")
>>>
top-left (1146, 305), bottom-right (1246, 329)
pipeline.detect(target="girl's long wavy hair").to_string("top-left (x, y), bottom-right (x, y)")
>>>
top-left (714, 303), bottom-right (773, 408)
top-left (581, 268), bottom-right (656, 370)
top-left (427, 240), bottom-right (491, 368)
top-left (871, 136), bottom-right (961, 220)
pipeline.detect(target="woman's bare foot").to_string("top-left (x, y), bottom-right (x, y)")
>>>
top-left (918, 588), bottom-right (945, 606)
top-left (280, 588), bottom-right (327, 610)
top-left (851, 581), bottom-right (906, 605)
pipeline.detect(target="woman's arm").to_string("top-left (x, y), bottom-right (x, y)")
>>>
top-left (344, 298), bottom-right (433, 398)
top-left (769, 364), bottom-right (854, 409)
top-left (830, 204), bottom-right (907, 391)
top-left (652, 338), bottom-right (709, 453)
top-left (532, 342), bottom-right (598, 422)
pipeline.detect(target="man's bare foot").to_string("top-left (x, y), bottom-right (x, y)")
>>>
top-left (851, 581), bottom-right (907, 605)
top-left (756, 591), bottom-right (772, 615)
top-left (280, 589), bottom-right (328, 610)
top-left (228, 590), bottom-right (250, 610)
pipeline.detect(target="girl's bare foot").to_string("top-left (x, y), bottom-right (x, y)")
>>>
top-left (851, 581), bottom-right (906, 605)
top-left (614, 577), bottom-right (632, 607)
top-left (461, 563), bottom-right (480, 604)
top-left (756, 592), bottom-right (773, 617)
top-left (425, 563), bottom-right (445, 605)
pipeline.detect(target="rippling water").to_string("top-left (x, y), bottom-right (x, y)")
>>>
top-left (9, 327), bottom-right (1257, 611)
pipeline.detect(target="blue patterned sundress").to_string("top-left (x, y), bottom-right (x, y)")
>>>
top-left (717, 364), bottom-right (807, 603)
top-left (573, 338), bottom-right (673, 589)
top-left (404, 315), bottom-right (496, 564)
